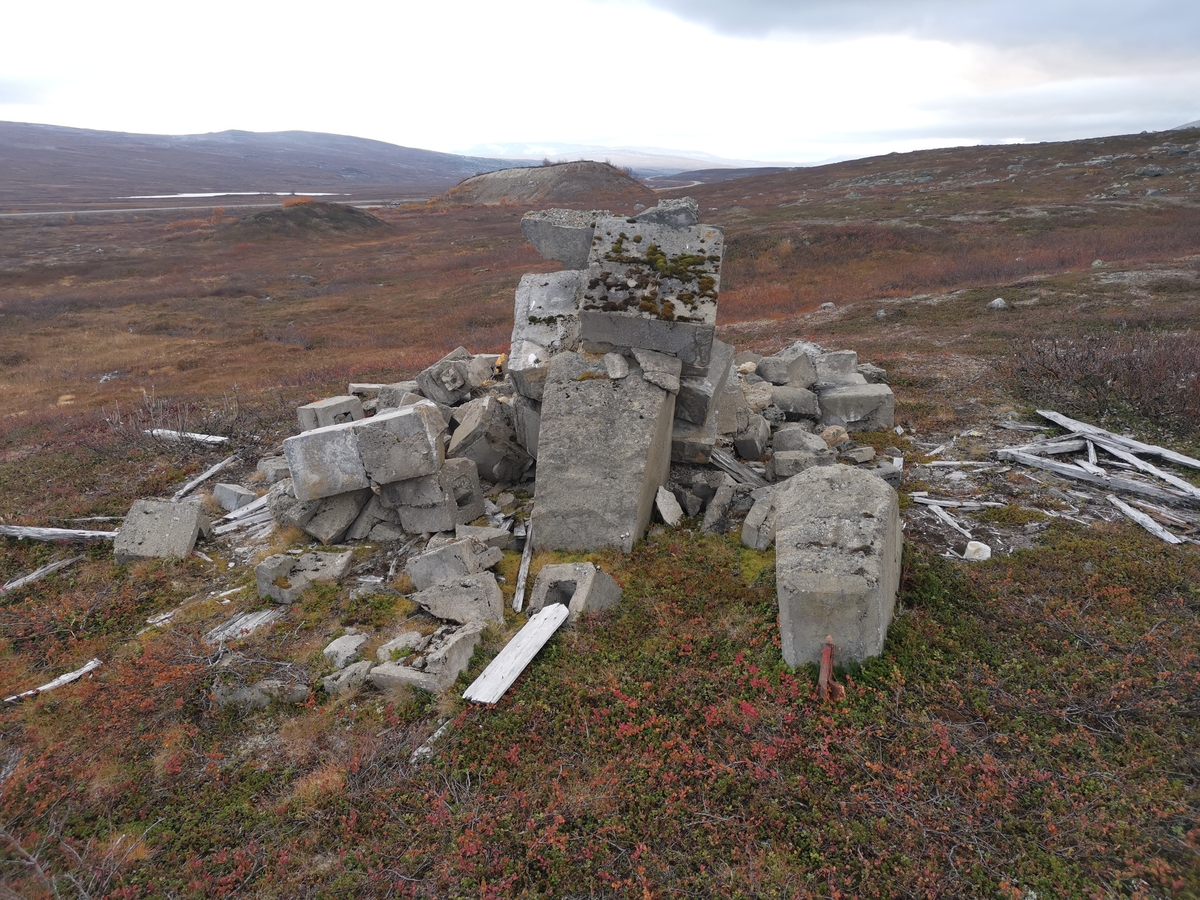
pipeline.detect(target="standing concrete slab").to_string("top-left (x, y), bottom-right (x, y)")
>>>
top-left (579, 215), bottom-right (723, 374)
top-left (532, 352), bottom-right (676, 552)
top-left (521, 209), bottom-right (604, 270)
top-left (676, 338), bottom-right (734, 426)
top-left (716, 378), bottom-right (750, 436)
top-left (774, 466), bottom-right (902, 668)
top-left (297, 395), bottom-right (364, 432)
top-left (114, 500), bottom-right (209, 564)
top-left (511, 271), bottom-right (585, 350)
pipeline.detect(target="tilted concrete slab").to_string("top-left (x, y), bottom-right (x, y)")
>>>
top-left (511, 271), bottom-right (585, 350)
top-left (521, 209), bottom-right (605, 270)
top-left (532, 351), bottom-right (675, 553)
top-left (114, 499), bottom-right (209, 564)
top-left (447, 396), bottom-right (531, 484)
top-left (676, 339), bottom-right (734, 425)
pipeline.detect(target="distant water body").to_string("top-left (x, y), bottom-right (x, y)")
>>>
top-left (118, 191), bottom-right (344, 199)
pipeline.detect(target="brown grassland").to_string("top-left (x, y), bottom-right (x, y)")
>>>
top-left (1, 129), bottom-right (1199, 898)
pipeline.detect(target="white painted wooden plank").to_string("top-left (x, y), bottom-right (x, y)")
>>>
top-left (994, 437), bottom-right (1087, 456)
top-left (1076, 459), bottom-right (1108, 477)
top-left (928, 503), bottom-right (973, 539)
top-left (463, 604), bottom-right (570, 704)
top-left (146, 429), bottom-right (228, 445)
top-left (1087, 440), bottom-right (1098, 466)
top-left (1037, 410), bottom-right (1200, 470)
top-left (218, 493), bottom-right (269, 521)
top-left (0, 526), bottom-right (117, 542)
top-left (512, 519), bottom-right (534, 613)
top-left (995, 450), bottom-right (1195, 506)
top-left (1106, 495), bottom-right (1184, 544)
top-left (213, 510), bottom-right (273, 535)
top-left (4, 658), bottom-right (102, 702)
top-left (172, 455), bottom-right (235, 501)
top-left (0, 554), bottom-right (86, 594)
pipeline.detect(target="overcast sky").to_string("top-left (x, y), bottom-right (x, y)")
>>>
top-left (2, 0), bottom-right (1197, 164)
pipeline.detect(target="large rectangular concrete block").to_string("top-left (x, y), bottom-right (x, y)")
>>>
top-left (578, 215), bottom-right (723, 373)
top-left (415, 347), bottom-right (478, 406)
top-left (774, 466), bottom-right (902, 667)
top-left (114, 499), bottom-right (209, 564)
top-left (511, 271), bottom-right (584, 350)
top-left (521, 209), bottom-right (603, 270)
top-left (284, 423), bottom-right (369, 501)
top-left (532, 351), bottom-right (676, 553)
top-left (676, 338), bottom-right (734, 425)
top-left (297, 395), bottom-right (364, 432)
top-left (716, 378), bottom-right (750, 436)
top-left (378, 456), bottom-right (485, 534)
top-left (817, 383), bottom-right (895, 432)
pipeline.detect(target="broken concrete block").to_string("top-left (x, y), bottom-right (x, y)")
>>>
top-left (415, 347), bottom-right (475, 406)
top-left (255, 551), bottom-right (354, 604)
top-left (820, 425), bottom-right (851, 448)
top-left (357, 405), bottom-right (447, 486)
top-left (786, 353), bottom-right (818, 389)
top-left (671, 409), bottom-right (718, 464)
top-left (741, 488), bottom-right (778, 551)
top-left (411, 573), bottom-right (504, 625)
top-left (509, 394), bottom-right (541, 458)
top-left (455, 524), bottom-right (514, 550)
top-left (579, 215), bottom-right (723, 373)
top-left (656, 486), bottom-right (684, 526)
top-left (256, 456), bottom-right (291, 485)
top-left (872, 460), bottom-right (902, 488)
top-left (448, 396), bottom-right (531, 484)
top-left (345, 494), bottom-right (396, 542)
top-left (842, 446), bottom-right (877, 464)
top-left (773, 424), bottom-right (819, 452)
top-left (771, 386), bottom-right (819, 421)
top-left (213, 483), bottom-right (256, 512)
top-left (406, 539), bottom-right (503, 591)
top-left (212, 678), bottom-right (308, 711)
top-left (817, 383), bottom-right (895, 432)
top-left (283, 422), bottom-right (370, 501)
top-left (298, 395), bottom-right (364, 432)
top-left (441, 457), bottom-right (487, 524)
top-left (604, 352), bottom-right (630, 379)
top-left (508, 339), bottom-right (552, 402)
top-left (857, 363), bottom-right (888, 384)
top-left (323, 660), bottom-right (372, 697)
top-left (114, 499), bottom-right (209, 564)
top-left (521, 209), bottom-right (603, 270)
top-left (375, 381), bottom-right (421, 410)
top-left (701, 478), bottom-right (736, 534)
top-left (815, 350), bottom-right (859, 382)
top-left (768, 445), bottom-right (835, 480)
top-left (369, 623), bottom-right (484, 693)
top-left (716, 377), bottom-right (750, 436)
top-left (742, 381), bottom-right (774, 412)
top-left (376, 631), bottom-right (425, 663)
top-left (775, 466), bottom-right (902, 667)
top-left (267, 478), bottom-right (322, 529)
top-left (533, 351), bottom-right (676, 553)
top-left (733, 350), bottom-right (763, 368)
top-left (676, 338), bottom-right (734, 426)
top-left (303, 488), bottom-right (373, 545)
top-left (511, 270), bottom-right (585, 350)
top-left (368, 523), bottom-right (408, 542)
top-left (323, 631), bottom-right (368, 670)
top-left (349, 382), bottom-right (386, 401)
top-left (756, 357), bottom-right (791, 385)
top-left (734, 414), bottom-right (770, 461)
top-left (527, 562), bottom-right (622, 621)
top-left (631, 348), bottom-right (682, 394)
top-left (633, 197), bottom-right (699, 228)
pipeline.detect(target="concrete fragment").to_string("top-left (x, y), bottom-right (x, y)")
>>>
top-left (508, 339), bottom-right (553, 401)
top-left (604, 353), bottom-right (630, 379)
top-left (632, 348), bottom-right (682, 394)
top-left (256, 456), bottom-right (291, 484)
top-left (355, 405), bottom-right (447, 487)
top-left (756, 357), bottom-right (791, 385)
top-left (349, 383), bottom-right (386, 401)
top-left (820, 425), bottom-right (851, 447)
top-left (527, 562), bottom-right (622, 621)
top-left (369, 623), bottom-right (484, 693)
top-left (772, 424), bottom-right (817, 451)
top-left (786, 353), bottom-right (818, 389)
top-left (345, 494), bottom-right (396, 542)
top-left (872, 461), bottom-right (902, 488)
top-left (212, 678), bottom-right (308, 711)
top-left (856, 363), bottom-right (888, 384)
top-left (375, 387), bottom-right (424, 412)
top-left (324, 632), bottom-right (368, 670)
top-left (368, 523), bottom-right (408, 542)
top-left (768, 447), bottom-right (835, 480)
top-left (734, 414), bottom-right (770, 461)
top-left (733, 350), bottom-right (763, 368)
top-left (411, 573), bottom-right (504, 625)
top-left (440, 456), bottom-right (486, 524)
top-left (323, 660), bottom-right (372, 697)
top-left (376, 631), bottom-right (425, 663)
top-left (656, 486), bottom-right (684, 526)
top-left (775, 466), bottom-right (902, 667)
top-left (817, 383), bottom-right (895, 432)
top-left (213, 483), bottom-right (256, 512)
top-left (205, 609), bottom-right (284, 644)
top-left (741, 489), bottom-right (778, 551)
top-left (509, 394), bottom-right (541, 458)
top-left (815, 350), bottom-right (859, 382)
top-left (282, 421), bottom-right (370, 501)
top-left (671, 409), bottom-right (718, 464)
top-left (842, 446), bottom-right (877, 464)
top-left (701, 479), bottom-right (735, 534)
top-left (532, 352), bottom-right (676, 553)
top-left (266, 478), bottom-right (322, 529)
top-left (255, 551), bottom-right (354, 604)
top-left (771, 386), bottom-right (819, 421)
top-left (964, 541), bottom-right (992, 561)
top-left (511, 271), bottom-right (585, 349)
top-left (716, 377), bottom-right (750, 436)
top-left (448, 396), bottom-right (531, 484)
top-left (676, 338), bottom-right (734, 425)
top-left (633, 197), bottom-right (698, 227)
top-left (406, 539), bottom-right (503, 591)
top-left (742, 381), bottom-right (774, 412)
top-left (455, 524), bottom-right (514, 550)
top-left (521, 209), bottom-right (603, 270)
top-left (415, 347), bottom-right (475, 406)
top-left (297, 395), bottom-right (364, 432)
top-left (114, 500), bottom-right (209, 564)
top-left (303, 489), bottom-right (373, 545)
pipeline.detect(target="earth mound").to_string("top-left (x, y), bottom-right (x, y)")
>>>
top-left (227, 199), bottom-right (388, 237)
top-left (439, 161), bottom-right (656, 207)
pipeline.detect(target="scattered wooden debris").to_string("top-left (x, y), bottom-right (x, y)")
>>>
top-left (1037, 410), bottom-right (1200, 471)
top-left (4, 658), bottom-right (102, 703)
top-left (0, 525), bottom-right (117, 543)
top-left (512, 519), bottom-right (534, 613)
top-left (463, 603), bottom-right (570, 705)
top-left (409, 718), bottom-right (451, 765)
top-left (0, 554), bottom-right (85, 595)
top-left (710, 448), bottom-right (769, 488)
top-left (1106, 495), bottom-right (1186, 545)
top-left (994, 449), bottom-right (1196, 506)
top-left (172, 454), bottom-right (236, 501)
top-left (928, 503), bottom-right (973, 539)
top-left (146, 429), bottom-right (229, 445)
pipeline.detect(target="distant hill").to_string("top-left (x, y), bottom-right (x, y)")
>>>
top-left (0, 122), bottom-right (528, 209)
top-left (643, 166), bottom-right (799, 189)
top-left (438, 161), bottom-right (656, 207)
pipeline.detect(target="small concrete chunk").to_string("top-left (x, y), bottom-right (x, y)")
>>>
top-left (323, 631), bottom-right (368, 670)
top-left (771, 386), bottom-right (819, 421)
top-left (775, 466), bottom-right (902, 667)
top-left (656, 486), bottom-right (684, 526)
top-left (114, 499), bottom-right (209, 564)
top-left (267, 478), bottom-right (322, 529)
top-left (448, 396), bottom-right (531, 484)
top-left (768, 446), bottom-right (835, 480)
top-left (632, 348), bottom-right (683, 394)
top-left (256, 456), bottom-right (291, 485)
top-left (345, 494), bottom-right (397, 542)
top-left (303, 489), bottom-right (373, 545)
top-left (814, 350), bottom-right (859, 382)
top-left (756, 357), bottom-right (791, 385)
top-left (411, 572), bottom-right (504, 624)
top-left (633, 197), bottom-right (698, 227)
top-left (455, 524), bottom-right (514, 550)
top-left (323, 660), bottom-right (372, 697)
top-left (773, 424), bottom-right (820, 452)
top-left (527, 562), bottom-right (622, 621)
top-left (298, 395), bottom-right (364, 432)
top-left (741, 488), bottom-right (778, 551)
top-left (213, 483), bottom-right (257, 512)
top-left (716, 377), bottom-right (750, 436)
top-left (734, 414), bottom-right (770, 461)
top-left (416, 347), bottom-right (476, 406)
top-left (872, 460), bottom-right (903, 488)
top-left (817, 383), bottom-right (895, 432)
top-left (742, 381), bottom-right (774, 413)
top-left (671, 409), bottom-right (718, 464)
top-left (842, 446), bottom-right (877, 464)
top-left (786, 353), bottom-right (818, 389)
top-left (369, 623), bottom-right (484, 693)
top-left (406, 539), bottom-right (503, 591)
top-left (857, 363), bottom-right (888, 384)
top-left (376, 631), bottom-right (425, 663)
top-left (375, 381), bottom-right (421, 410)
top-left (255, 551), bottom-right (354, 604)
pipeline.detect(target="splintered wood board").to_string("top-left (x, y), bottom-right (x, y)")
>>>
top-left (463, 603), bottom-right (570, 705)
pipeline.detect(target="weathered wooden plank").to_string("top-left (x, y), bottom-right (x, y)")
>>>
top-left (4, 658), bottom-right (102, 703)
top-left (1106, 495), bottom-right (1183, 545)
top-left (710, 448), bottom-right (769, 488)
top-left (1089, 436), bottom-right (1200, 500)
top-left (928, 503), bottom-right (973, 539)
top-left (463, 604), bottom-right (570, 705)
top-left (0, 554), bottom-right (86, 594)
top-left (996, 449), bottom-right (1197, 506)
top-left (146, 429), bottom-right (229, 445)
top-left (217, 494), bottom-right (269, 522)
top-left (1037, 410), bottom-right (1200, 470)
top-left (213, 510), bottom-right (273, 536)
top-left (994, 437), bottom-right (1086, 456)
top-left (512, 519), bottom-right (534, 613)
top-left (0, 526), bottom-right (117, 542)
top-left (172, 455), bottom-right (236, 501)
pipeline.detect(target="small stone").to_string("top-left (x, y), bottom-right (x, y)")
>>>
top-left (963, 541), bottom-right (992, 561)
top-left (988, 298), bottom-right (1008, 310)
top-left (842, 446), bottom-right (876, 464)
top-left (324, 633), bottom-right (369, 670)
top-left (820, 425), bottom-right (850, 447)
top-left (655, 486), bottom-right (684, 527)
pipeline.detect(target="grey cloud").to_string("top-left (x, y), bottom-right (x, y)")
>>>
top-left (631, 0), bottom-right (1200, 66)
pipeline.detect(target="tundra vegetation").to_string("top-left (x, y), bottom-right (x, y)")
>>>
top-left (1, 128), bottom-right (1198, 898)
